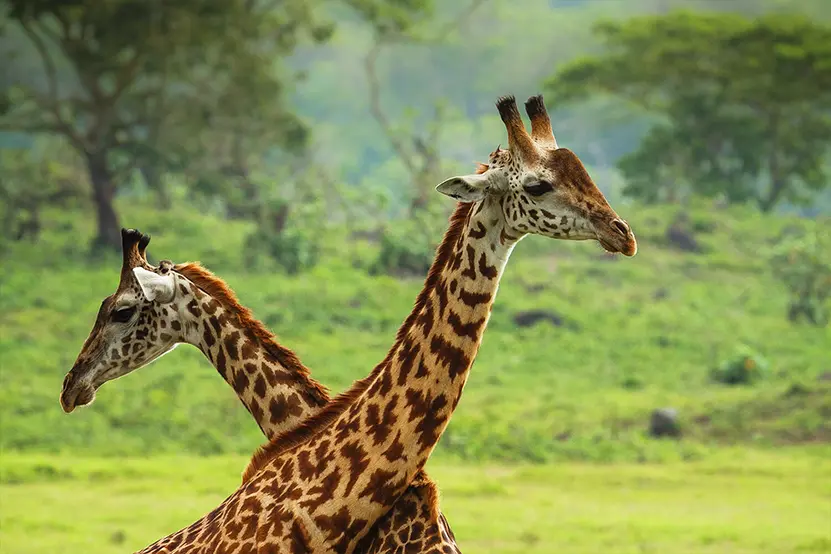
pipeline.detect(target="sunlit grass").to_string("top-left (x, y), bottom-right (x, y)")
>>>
top-left (1, 451), bottom-right (829, 554)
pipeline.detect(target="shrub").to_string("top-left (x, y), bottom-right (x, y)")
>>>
top-left (768, 226), bottom-right (831, 326)
top-left (243, 199), bottom-right (321, 274)
top-left (710, 345), bottom-right (769, 385)
top-left (370, 208), bottom-right (444, 277)
top-left (245, 226), bottom-right (320, 275)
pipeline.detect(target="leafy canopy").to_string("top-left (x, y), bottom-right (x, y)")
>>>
top-left (545, 11), bottom-right (831, 211)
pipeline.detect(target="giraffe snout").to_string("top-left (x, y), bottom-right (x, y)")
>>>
top-left (595, 217), bottom-right (637, 257)
top-left (60, 369), bottom-right (96, 413)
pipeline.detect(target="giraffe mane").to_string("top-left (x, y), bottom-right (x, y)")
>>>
top-left (173, 262), bottom-right (330, 408)
top-left (241, 201), bottom-right (476, 483)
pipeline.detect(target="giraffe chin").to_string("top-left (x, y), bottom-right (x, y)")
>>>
top-left (59, 382), bottom-right (96, 414)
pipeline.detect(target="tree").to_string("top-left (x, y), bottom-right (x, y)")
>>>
top-left (545, 11), bottom-right (831, 211)
top-left (0, 0), bottom-right (329, 250)
top-left (151, 44), bottom-right (315, 220)
top-left (362, 1), bottom-right (485, 215)
top-left (0, 137), bottom-right (84, 248)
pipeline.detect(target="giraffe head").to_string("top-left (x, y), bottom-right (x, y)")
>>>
top-left (60, 228), bottom-right (187, 413)
top-left (436, 94), bottom-right (637, 256)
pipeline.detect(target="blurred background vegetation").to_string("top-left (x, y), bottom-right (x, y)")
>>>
top-left (0, 0), bottom-right (829, 553)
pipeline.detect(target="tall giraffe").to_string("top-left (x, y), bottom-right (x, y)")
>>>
top-left (64, 93), bottom-right (635, 553)
top-left (61, 229), bottom-right (459, 552)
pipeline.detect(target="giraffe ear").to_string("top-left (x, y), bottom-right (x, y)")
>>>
top-left (132, 267), bottom-right (176, 304)
top-left (435, 173), bottom-right (492, 202)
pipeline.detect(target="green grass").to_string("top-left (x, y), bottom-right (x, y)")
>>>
top-left (1, 451), bottom-right (829, 554)
top-left (1, 198), bottom-right (828, 461)
top-left (0, 198), bottom-right (830, 552)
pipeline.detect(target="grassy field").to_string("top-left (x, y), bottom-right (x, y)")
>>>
top-left (1, 450), bottom-right (829, 554)
top-left (1, 198), bottom-right (830, 552)
top-left (1, 199), bottom-right (829, 461)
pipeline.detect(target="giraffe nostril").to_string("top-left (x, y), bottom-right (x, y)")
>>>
top-left (61, 371), bottom-right (76, 392)
top-left (611, 219), bottom-right (629, 237)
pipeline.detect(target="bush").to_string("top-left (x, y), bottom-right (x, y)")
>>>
top-left (370, 208), bottom-right (443, 277)
top-left (710, 345), bottom-right (769, 385)
top-left (243, 199), bottom-right (321, 274)
top-left (245, 226), bottom-right (320, 275)
top-left (0, 141), bottom-right (85, 252)
top-left (768, 226), bottom-right (831, 326)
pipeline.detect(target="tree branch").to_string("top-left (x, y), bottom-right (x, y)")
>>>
top-left (363, 0), bottom-right (490, 176)
top-left (11, 17), bottom-right (93, 150)
top-left (1, 88), bottom-right (88, 151)
top-left (110, 51), bottom-right (143, 101)
top-left (19, 19), bottom-right (59, 105)
top-left (364, 40), bottom-right (418, 174)
top-left (0, 119), bottom-right (60, 134)
top-left (90, 50), bottom-right (145, 145)
top-left (431, 0), bottom-right (489, 39)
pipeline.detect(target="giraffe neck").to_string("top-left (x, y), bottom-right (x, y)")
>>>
top-left (243, 201), bottom-right (518, 544)
top-left (175, 268), bottom-right (329, 440)
top-left (363, 199), bottom-right (516, 476)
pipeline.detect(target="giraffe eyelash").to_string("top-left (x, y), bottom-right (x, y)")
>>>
top-left (523, 180), bottom-right (554, 196)
top-left (112, 306), bottom-right (137, 323)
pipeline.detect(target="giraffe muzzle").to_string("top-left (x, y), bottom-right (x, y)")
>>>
top-left (596, 218), bottom-right (637, 257)
top-left (59, 370), bottom-right (97, 413)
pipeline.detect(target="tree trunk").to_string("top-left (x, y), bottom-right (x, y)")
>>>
top-left (139, 164), bottom-right (171, 210)
top-left (758, 112), bottom-right (784, 213)
top-left (86, 151), bottom-right (121, 252)
top-left (272, 202), bottom-right (289, 234)
top-left (759, 176), bottom-right (786, 212)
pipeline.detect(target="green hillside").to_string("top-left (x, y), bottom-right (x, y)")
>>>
top-left (2, 198), bottom-right (828, 462)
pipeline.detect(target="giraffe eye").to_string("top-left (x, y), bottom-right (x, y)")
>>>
top-left (524, 180), bottom-right (554, 196)
top-left (112, 306), bottom-right (136, 323)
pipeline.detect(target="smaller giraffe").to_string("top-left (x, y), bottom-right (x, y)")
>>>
top-left (59, 228), bottom-right (328, 438)
top-left (61, 228), bottom-right (461, 553)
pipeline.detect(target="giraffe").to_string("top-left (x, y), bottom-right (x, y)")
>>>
top-left (60, 228), bottom-right (460, 552)
top-left (63, 93), bottom-right (636, 553)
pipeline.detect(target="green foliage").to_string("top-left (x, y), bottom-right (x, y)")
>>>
top-left (372, 225), bottom-right (434, 277)
top-left (546, 11), bottom-right (831, 212)
top-left (1, 198), bottom-right (829, 462)
top-left (375, 232), bottom-right (432, 276)
top-left (0, 140), bottom-right (84, 253)
top-left (240, 169), bottom-right (333, 274)
top-left (370, 203), bottom-right (445, 276)
top-left (3, 0), bottom-right (289, 245)
top-left (710, 345), bottom-right (769, 385)
top-left (343, 0), bottom-right (434, 36)
top-left (768, 225), bottom-right (831, 326)
top-left (0, 0), bottom-right (434, 248)
top-left (1, 0), bottom-right (829, 470)
top-left (244, 217), bottom-right (322, 276)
